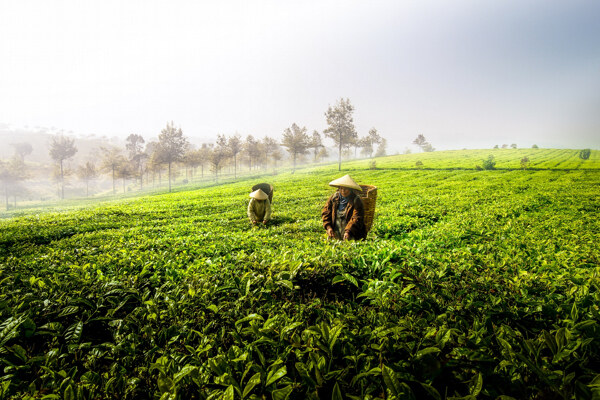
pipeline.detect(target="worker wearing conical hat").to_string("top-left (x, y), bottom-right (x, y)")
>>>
top-left (248, 188), bottom-right (272, 225)
top-left (321, 175), bottom-right (367, 240)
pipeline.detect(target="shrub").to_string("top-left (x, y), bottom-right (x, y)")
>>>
top-left (369, 160), bottom-right (377, 170)
top-left (520, 157), bottom-right (530, 170)
top-left (482, 155), bottom-right (496, 170)
top-left (415, 160), bottom-right (423, 169)
top-left (579, 149), bottom-right (591, 160)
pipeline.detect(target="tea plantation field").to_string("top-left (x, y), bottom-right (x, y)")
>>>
top-left (1, 149), bottom-right (599, 399)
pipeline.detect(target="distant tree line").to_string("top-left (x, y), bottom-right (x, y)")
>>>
top-left (0, 98), bottom-right (390, 207)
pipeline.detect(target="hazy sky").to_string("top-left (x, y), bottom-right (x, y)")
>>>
top-left (1, 0), bottom-right (599, 152)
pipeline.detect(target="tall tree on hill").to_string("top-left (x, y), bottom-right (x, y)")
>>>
top-left (101, 146), bottom-right (127, 195)
top-left (49, 134), bottom-right (77, 199)
top-left (309, 131), bottom-right (323, 162)
top-left (324, 98), bottom-right (358, 171)
top-left (282, 123), bottom-right (310, 173)
top-left (158, 121), bottom-right (189, 192)
top-left (77, 161), bottom-right (98, 197)
top-left (11, 142), bottom-right (33, 163)
top-left (227, 134), bottom-right (243, 179)
top-left (413, 134), bottom-right (435, 152)
top-left (126, 134), bottom-right (146, 189)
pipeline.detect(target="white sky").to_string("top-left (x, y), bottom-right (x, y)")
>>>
top-left (1, 0), bottom-right (599, 152)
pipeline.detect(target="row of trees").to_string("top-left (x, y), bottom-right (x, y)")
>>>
top-left (1, 99), bottom-right (388, 207)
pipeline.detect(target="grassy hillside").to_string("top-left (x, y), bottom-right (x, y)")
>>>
top-left (1, 150), bottom-right (599, 399)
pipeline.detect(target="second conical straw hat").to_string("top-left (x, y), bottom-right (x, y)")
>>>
top-left (328, 175), bottom-right (362, 191)
top-left (249, 189), bottom-right (269, 200)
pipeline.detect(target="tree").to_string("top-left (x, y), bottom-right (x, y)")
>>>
top-left (316, 147), bottom-right (329, 162)
top-left (77, 161), bottom-right (98, 197)
top-left (198, 143), bottom-right (212, 178)
top-left (520, 157), bottom-right (530, 170)
top-left (49, 134), bottom-right (77, 199)
top-left (244, 135), bottom-right (261, 171)
top-left (115, 161), bottom-right (134, 193)
top-left (183, 147), bottom-right (201, 182)
top-left (324, 98), bottom-right (358, 171)
top-left (0, 158), bottom-right (26, 210)
top-left (227, 134), bottom-right (243, 178)
top-left (10, 142), bottom-right (33, 162)
top-left (125, 134), bottom-right (146, 189)
top-left (157, 121), bottom-right (189, 192)
top-left (579, 149), bottom-right (591, 160)
top-left (145, 141), bottom-right (163, 187)
top-left (413, 134), bottom-right (434, 152)
top-left (262, 136), bottom-right (280, 170)
top-left (375, 138), bottom-right (387, 157)
top-left (281, 123), bottom-right (310, 172)
top-left (493, 145), bottom-right (499, 149)
top-left (482, 155), bottom-right (496, 170)
top-left (100, 146), bottom-right (127, 195)
top-left (359, 128), bottom-right (382, 158)
top-left (532, 144), bottom-right (539, 149)
top-left (510, 143), bottom-right (517, 149)
top-left (309, 131), bottom-right (323, 162)
top-left (209, 142), bottom-right (228, 183)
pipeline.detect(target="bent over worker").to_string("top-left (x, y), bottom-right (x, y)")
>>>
top-left (248, 188), bottom-right (272, 225)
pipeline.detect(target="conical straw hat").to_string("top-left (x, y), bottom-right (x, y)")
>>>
top-left (249, 188), bottom-right (268, 200)
top-left (328, 175), bottom-right (362, 191)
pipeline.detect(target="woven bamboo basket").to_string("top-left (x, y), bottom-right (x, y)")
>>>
top-left (252, 183), bottom-right (274, 203)
top-left (359, 184), bottom-right (377, 233)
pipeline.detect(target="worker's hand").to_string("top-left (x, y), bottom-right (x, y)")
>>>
top-left (326, 227), bottom-right (334, 238)
top-left (262, 220), bottom-right (268, 225)
top-left (252, 220), bottom-right (258, 225)
top-left (343, 232), bottom-right (350, 241)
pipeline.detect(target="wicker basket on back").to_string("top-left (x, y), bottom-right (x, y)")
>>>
top-left (359, 184), bottom-right (377, 233)
top-left (251, 183), bottom-right (274, 203)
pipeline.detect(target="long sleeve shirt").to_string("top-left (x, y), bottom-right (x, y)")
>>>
top-left (248, 198), bottom-right (272, 222)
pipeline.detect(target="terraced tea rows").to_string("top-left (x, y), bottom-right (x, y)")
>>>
top-left (1, 151), bottom-right (599, 399)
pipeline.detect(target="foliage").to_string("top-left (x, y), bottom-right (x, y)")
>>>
top-left (158, 121), bottom-right (189, 192)
top-left (10, 142), bottom-right (33, 162)
top-left (580, 149), bottom-right (591, 160)
top-left (520, 156), bottom-right (530, 170)
top-left (413, 135), bottom-right (435, 152)
top-left (324, 98), bottom-right (358, 171)
top-left (49, 134), bottom-right (78, 199)
top-left (482, 155), bottom-right (496, 170)
top-left (1, 153), bottom-right (600, 399)
top-left (281, 123), bottom-right (310, 172)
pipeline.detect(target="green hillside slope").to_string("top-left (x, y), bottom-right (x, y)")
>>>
top-left (1, 151), bottom-right (599, 399)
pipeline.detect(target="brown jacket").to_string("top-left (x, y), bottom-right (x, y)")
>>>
top-left (321, 191), bottom-right (367, 240)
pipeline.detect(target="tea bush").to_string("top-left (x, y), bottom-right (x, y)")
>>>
top-left (1, 151), bottom-right (600, 399)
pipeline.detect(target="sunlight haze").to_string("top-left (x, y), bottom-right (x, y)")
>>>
top-left (1, 0), bottom-right (599, 152)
